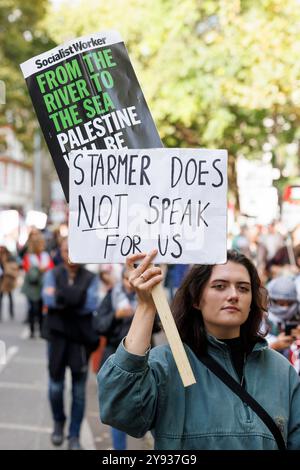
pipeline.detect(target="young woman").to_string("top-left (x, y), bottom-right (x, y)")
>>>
top-left (22, 235), bottom-right (54, 337)
top-left (98, 250), bottom-right (300, 450)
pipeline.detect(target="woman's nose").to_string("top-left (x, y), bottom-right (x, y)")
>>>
top-left (227, 286), bottom-right (238, 300)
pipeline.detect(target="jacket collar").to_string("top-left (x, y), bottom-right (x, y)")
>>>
top-left (206, 333), bottom-right (268, 355)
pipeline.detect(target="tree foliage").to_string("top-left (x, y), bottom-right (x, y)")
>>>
top-left (0, 0), bottom-right (56, 153)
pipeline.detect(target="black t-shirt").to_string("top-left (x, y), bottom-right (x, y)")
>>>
top-left (221, 337), bottom-right (245, 383)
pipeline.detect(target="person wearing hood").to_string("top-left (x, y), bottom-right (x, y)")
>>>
top-left (266, 276), bottom-right (300, 371)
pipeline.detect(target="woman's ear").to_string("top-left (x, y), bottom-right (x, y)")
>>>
top-left (193, 303), bottom-right (201, 310)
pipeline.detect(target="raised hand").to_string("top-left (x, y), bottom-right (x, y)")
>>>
top-left (126, 249), bottom-right (163, 310)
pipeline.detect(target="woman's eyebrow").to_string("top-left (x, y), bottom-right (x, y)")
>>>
top-left (210, 279), bottom-right (251, 285)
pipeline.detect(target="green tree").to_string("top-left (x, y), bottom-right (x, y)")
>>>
top-left (0, 0), bottom-right (56, 153)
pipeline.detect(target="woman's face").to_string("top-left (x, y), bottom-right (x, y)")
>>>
top-left (196, 261), bottom-right (252, 339)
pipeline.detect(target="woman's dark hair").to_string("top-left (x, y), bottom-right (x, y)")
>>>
top-left (172, 250), bottom-right (267, 355)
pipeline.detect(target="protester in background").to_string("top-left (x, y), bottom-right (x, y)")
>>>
top-left (18, 227), bottom-right (41, 261)
top-left (266, 244), bottom-right (297, 279)
top-left (48, 227), bottom-right (63, 266)
top-left (265, 276), bottom-right (300, 373)
top-left (231, 225), bottom-right (251, 258)
top-left (96, 268), bottom-right (137, 451)
top-left (98, 250), bottom-right (300, 449)
top-left (260, 221), bottom-right (284, 262)
top-left (266, 226), bottom-right (300, 279)
top-left (164, 264), bottom-right (189, 301)
top-left (89, 264), bottom-right (117, 376)
top-left (293, 244), bottom-right (300, 302)
top-left (19, 228), bottom-right (43, 325)
top-left (98, 264), bottom-right (116, 301)
top-left (247, 225), bottom-right (268, 268)
top-left (22, 234), bottom-right (53, 337)
top-left (0, 246), bottom-right (19, 321)
top-left (42, 238), bottom-right (99, 450)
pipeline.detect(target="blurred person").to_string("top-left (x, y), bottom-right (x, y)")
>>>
top-left (292, 224), bottom-right (300, 247)
top-left (48, 228), bottom-right (63, 266)
top-left (231, 225), bottom-right (251, 258)
top-left (164, 264), bottom-right (190, 302)
top-left (18, 227), bottom-right (41, 261)
top-left (22, 235), bottom-right (54, 337)
top-left (293, 244), bottom-right (300, 302)
top-left (265, 228), bottom-right (300, 279)
top-left (42, 238), bottom-right (99, 450)
top-left (98, 264), bottom-right (116, 301)
top-left (265, 276), bottom-right (300, 373)
top-left (0, 246), bottom-right (19, 321)
top-left (243, 225), bottom-right (268, 284)
top-left (260, 221), bottom-right (284, 262)
top-left (89, 264), bottom-right (117, 375)
top-left (42, 225), bottom-right (55, 254)
top-left (98, 250), bottom-right (300, 450)
top-left (18, 227), bottom-right (42, 325)
top-left (294, 244), bottom-right (300, 269)
top-left (96, 268), bottom-right (137, 451)
top-left (247, 225), bottom-right (268, 271)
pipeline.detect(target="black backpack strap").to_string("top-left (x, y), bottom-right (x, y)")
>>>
top-left (199, 354), bottom-right (286, 450)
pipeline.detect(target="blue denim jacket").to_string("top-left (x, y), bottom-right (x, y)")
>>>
top-left (98, 335), bottom-right (300, 450)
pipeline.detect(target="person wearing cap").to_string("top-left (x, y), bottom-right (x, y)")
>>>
top-left (266, 276), bottom-right (300, 371)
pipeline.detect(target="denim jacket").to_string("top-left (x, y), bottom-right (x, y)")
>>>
top-left (98, 335), bottom-right (300, 450)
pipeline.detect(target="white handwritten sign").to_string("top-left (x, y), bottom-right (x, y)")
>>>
top-left (69, 148), bottom-right (228, 264)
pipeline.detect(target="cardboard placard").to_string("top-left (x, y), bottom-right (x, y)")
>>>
top-left (20, 31), bottom-right (162, 201)
top-left (69, 148), bottom-right (228, 264)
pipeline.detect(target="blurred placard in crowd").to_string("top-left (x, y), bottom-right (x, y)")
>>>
top-left (25, 210), bottom-right (47, 230)
top-left (49, 180), bottom-right (67, 224)
top-left (237, 157), bottom-right (279, 224)
top-left (0, 210), bottom-right (19, 252)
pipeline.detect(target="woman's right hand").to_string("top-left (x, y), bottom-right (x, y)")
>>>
top-left (124, 250), bottom-right (163, 355)
top-left (126, 249), bottom-right (163, 312)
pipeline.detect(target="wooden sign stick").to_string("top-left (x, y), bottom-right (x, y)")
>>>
top-left (151, 282), bottom-right (196, 387)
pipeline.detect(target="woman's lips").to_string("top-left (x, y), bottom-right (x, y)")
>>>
top-left (222, 306), bottom-right (240, 312)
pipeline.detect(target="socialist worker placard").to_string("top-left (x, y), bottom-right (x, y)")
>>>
top-left (20, 31), bottom-right (162, 202)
